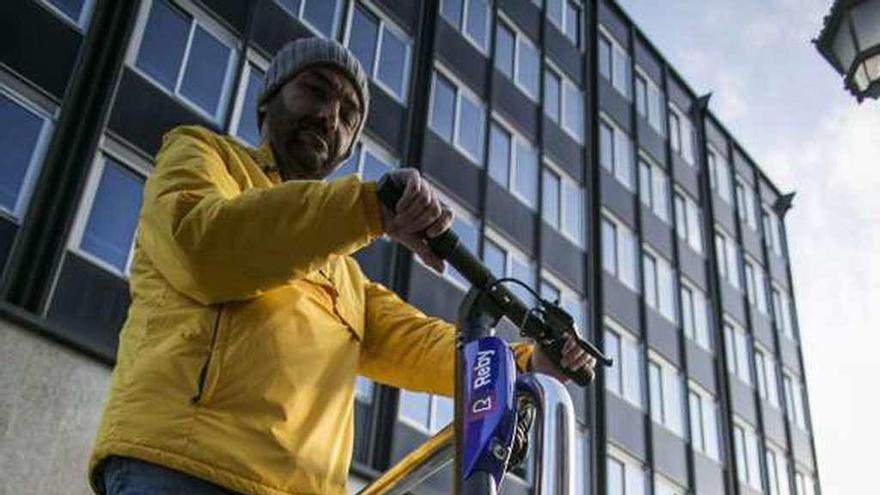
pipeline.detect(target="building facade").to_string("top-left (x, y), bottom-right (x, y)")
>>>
top-left (0, 0), bottom-right (820, 494)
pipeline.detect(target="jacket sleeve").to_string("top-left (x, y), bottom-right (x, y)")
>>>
top-left (139, 127), bottom-right (385, 304)
top-left (357, 280), bottom-right (534, 397)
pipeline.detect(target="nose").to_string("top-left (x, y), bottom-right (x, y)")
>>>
top-left (315, 99), bottom-right (340, 135)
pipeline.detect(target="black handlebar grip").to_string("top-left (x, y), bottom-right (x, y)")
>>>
top-left (376, 173), bottom-right (405, 213)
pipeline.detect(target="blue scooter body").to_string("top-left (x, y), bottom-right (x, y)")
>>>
top-left (460, 336), bottom-right (518, 488)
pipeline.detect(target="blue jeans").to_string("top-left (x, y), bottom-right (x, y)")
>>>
top-left (101, 456), bottom-right (241, 495)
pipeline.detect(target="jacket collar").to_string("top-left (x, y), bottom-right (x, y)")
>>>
top-left (255, 141), bottom-right (283, 184)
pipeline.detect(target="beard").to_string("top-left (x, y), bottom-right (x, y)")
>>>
top-left (265, 99), bottom-right (339, 180)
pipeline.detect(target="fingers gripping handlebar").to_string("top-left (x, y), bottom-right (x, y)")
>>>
top-left (376, 174), bottom-right (612, 387)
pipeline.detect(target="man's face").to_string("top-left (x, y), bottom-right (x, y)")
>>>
top-left (264, 65), bottom-right (363, 180)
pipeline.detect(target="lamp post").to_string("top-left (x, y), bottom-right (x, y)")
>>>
top-left (814, 0), bottom-right (880, 102)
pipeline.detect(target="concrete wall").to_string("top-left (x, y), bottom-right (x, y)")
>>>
top-left (0, 322), bottom-right (110, 495)
top-left (0, 321), bottom-right (375, 495)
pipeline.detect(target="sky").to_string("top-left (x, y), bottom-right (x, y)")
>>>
top-left (615, 0), bottom-right (880, 493)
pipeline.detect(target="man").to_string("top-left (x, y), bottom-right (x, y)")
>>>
top-left (89, 38), bottom-right (595, 495)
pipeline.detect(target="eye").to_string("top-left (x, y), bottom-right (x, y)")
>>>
top-left (343, 109), bottom-right (358, 128)
top-left (305, 82), bottom-right (328, 100)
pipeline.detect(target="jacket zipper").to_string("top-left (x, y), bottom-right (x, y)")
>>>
top-left (191, 308), bottom-right (223, 404)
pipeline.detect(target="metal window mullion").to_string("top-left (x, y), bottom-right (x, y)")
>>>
top-left (174, 19), bottom-right (197, 95)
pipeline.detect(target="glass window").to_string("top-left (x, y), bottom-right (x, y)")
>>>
top-left (495, 22), bottom-right (515, 78)
top-left (483, 239), bottom-right (506, 279)
top-left (602, 218), bottom-right (617, 276)
top-left (464, 0), bottom-right (490, 52)
top-left (603, 215), bottom-right (637, 291)
top-left (605, 327), bottom-right (642, 408)
top-left (488, 123), bottom-right (511, 186)
top-left (347, 4), bottom-right (411, 102)
top-left (688, 391), bottom-right (704, 453)
top-left (649, 358), bottom-right (683, 436)
top-left (398, 389), bottom-right (430, 429)
top-left (179, 26), bottom-right (233, 117)
top-left (674, 190), bottom-right (702, 254)
top-left (639, 161), bottom-right (651, 211)
top-left (329, 144), bottom-right (362, 179)
top-left (361, 150), bottom-right (392, 182)
top-left (690, 386), bottom-right (720, 461)
top-left (513, 140), bottom-right (538, 207)
top-left (562, 78), bottom-right (584, 141)
top-left (651, 165), bottom-right (670, 222)
top-left (457, 94), bottom-right (486, 163)
top-left (614, 126), bottom-right (634, 190)
top-left (0, 92), bottom-right (50, 219)
top-left (136, 0), bottom-right (190, 90)
top-left (766, 445), bottom-right (792, 495)
top-left (607, 457), bottom-right (625, 495)
top-left (681, 282), bottom-right (710, 350)
top-left (624, 337), bottom-right (642, 407)
top-left (79, 158), bottom-right (145, 273)
top-left (783, 372), bottom-right (807, 430)
top-left (433, 396), bottom-right (454, 432)
top-left (510, 255), bottom-right (536, 303)
top-left (600, 119), bottom-right (633, 191)
top-left (563, 1), bottom-right (579, 44)
top-left (600, 121), bottom-right (614, 172)
top-left (635, 75), bottom-right (648, 117)
top-left (377, 26), bottom-right (410, 99)
top-left (348, 5), bottom-right (380, 82)
top-left (440, 0), bottom-right (463, 27)
top-left (613, 42), bottom-right (631, 99)
top-left (542, 169), bottom-right (561, 229)
top-left (561, 178), bottom-right (584, 245)
top-left (599, 33), bottom-right (631, 100)
top-left (708, 148), bottom-right (733, 202)
top-left (135, 0), bottom-right (234, 121)
top-left (736, 179), bottom-right (758, 230)
top-left (515, 35), bottom-right (541, 100)
top-left (447, 214), bottom-right (480, 288)
top-left (234, 64), bottom-right (264, 147)
top-left (755, 348), bottom-right (780, 407)
top-left (795, 472), bottom-right (816, 495)
top-left (649, 362), bottom-right (663, 424)
top-left (544, 70), bottom-right (561, 122)
top-left (429, 73), bottom-right (456, 141)
top-left (648, 90), bottom-right (664, 135)
top-left (355, 376), bottom-right (374, 403)
top-left (301, 0), bottom-right (339, 37)
top-left (43, 0), bottom-right (93, 28)
top-left (598, 35), bottom-right (612, 80)
top-left (668, 110), bottom-right (681, 155)
top-left (725, 323), bottom-right (752, 384)
top-left (643, 253), bottom-right (657, 309)
top-left (573, 432), bottom-right (590, 495)
top-left (668, 104), bottom-right (694, 165)
top-left (716, 230), bottom-right (740, 289)
top-left (639, 159), bottom-right (670, 222)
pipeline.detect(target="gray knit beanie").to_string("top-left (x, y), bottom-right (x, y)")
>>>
top-left (258, 37), bottom-right (371, 160)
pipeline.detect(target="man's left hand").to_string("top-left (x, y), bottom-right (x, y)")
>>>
top-left (530, 333), bottom-right (597, 384)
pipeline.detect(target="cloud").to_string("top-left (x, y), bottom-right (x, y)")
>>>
top-left (763, 102), bottom-right (880, 493)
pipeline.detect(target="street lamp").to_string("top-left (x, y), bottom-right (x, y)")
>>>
top-left (814, 0), bottom-right (880, 102)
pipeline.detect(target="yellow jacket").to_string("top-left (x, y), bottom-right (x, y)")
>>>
top-left (88, 126), bottom-right (533, 495)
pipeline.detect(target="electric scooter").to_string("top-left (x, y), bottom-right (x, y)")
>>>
top-left (355, 176), bottom-right (613, 495)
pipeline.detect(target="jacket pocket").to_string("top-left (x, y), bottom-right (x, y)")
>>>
top-left (191, 307), bottom-right (223, 405)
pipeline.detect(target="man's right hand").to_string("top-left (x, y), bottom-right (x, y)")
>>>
top-left (377, 169), bottom-right (454, 274)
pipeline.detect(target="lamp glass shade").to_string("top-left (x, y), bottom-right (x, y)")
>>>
top-left (832, 23), bottom-right (857, 70)
top-left (852, 1), bottom-right (880, 49)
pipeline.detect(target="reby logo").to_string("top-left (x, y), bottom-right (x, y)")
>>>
top-left (470, 392), bottom-right (496, 418)
top-left (469, 349), bottom-right (497, 419)
top-left (472, 349), bottom-right (495, 389)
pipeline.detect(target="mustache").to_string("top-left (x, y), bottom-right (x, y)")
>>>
top-left (294, 118), bottom-right (336, 152)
